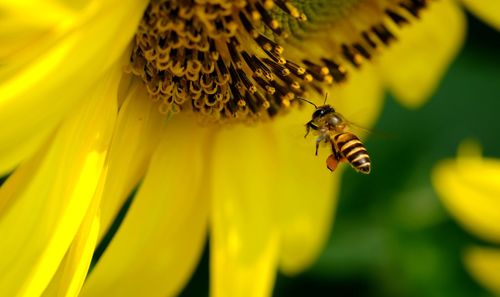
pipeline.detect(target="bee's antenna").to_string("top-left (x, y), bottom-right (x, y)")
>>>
top-left (296, 96), bottom-right (318, 109)
top-left (323, 92), bottom-right (328, 105)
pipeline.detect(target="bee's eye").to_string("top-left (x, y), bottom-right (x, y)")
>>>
top-left (312, 109), bottom-right (324, 118)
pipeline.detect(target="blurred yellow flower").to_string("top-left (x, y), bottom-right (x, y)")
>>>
top-left (432, 141), bottom-right (500, 295)
top-left (1, 0), bottom-right (490, 296)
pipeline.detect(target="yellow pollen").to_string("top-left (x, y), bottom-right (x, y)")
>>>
top-left (251, 11), bottom-right (261, 21)
top-left (270, 20), bottom-right (280, 29)
top-left (263, 0), bottom-right (274, 10)
top-left (303, 74), bottom-right (313, 82)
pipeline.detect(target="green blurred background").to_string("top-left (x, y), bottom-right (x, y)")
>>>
top-left (181, 12), bottom-right (500, 297)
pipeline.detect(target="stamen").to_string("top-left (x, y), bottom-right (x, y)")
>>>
top-left (341, 44), bottom-right (363, 68)
top-left (385, 8), bottom-right (409, 26)
top-left (372, 24), bottom-right (397, 45)
top-left (400, 0), bottom-right (428, 17)
top-left (254, 1), bottom-right (283, 36)
top-left (320, 58), bottom-right (348, 83)
top-left (362, 31), bottom-right (378, 49)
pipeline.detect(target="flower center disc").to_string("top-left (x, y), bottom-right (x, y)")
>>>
top-left (128, 0), bottom-right (430, 123)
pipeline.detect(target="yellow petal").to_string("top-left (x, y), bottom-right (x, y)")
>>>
top-left (211, 124), bottom-right (280, 297)
top-left (432, 147), bottom-right (500, 243)
top-left (377, 0), bottom-right (466, 108)
top-left (41, 194), bottom-right (101, 297)
top-left (0, 64), bottom-right (119, 296)
top-left (464, 246), bottom-right (500, 294)
top-left (460, 0), bottom-right (500, 30)
top-left (0, 125), bottom-right (55, 176)
top-left (0, 1), bottom-right (74, 175)
top-left (81, 115), bottom-right (209, 297)
top-left (0, 0), bottom-right (148, 174)
top-left (98, 81), bottom-right (164, 240)
top-left (272, 66), bottom-right (384, 274)
top-left (0, 1), bottom-right (73, 64)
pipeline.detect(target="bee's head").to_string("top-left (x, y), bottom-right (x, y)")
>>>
top-left (311, 105), bottom-right (335, 120)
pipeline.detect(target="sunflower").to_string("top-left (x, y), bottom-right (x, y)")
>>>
top-left (0, 0), bottom-right (494, 296)
top-left (433, 141), bottom-right (500, 295)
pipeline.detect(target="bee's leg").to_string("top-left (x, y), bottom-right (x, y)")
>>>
top-left (315, 134), bottom-right (327, 156)
top-left (330, 140), bottom-right (341, 160)
top-left (304, 123), bottom-right (311, 138)
top-left (332, 140), bottom-right (348, 163)
top-left (326, 154), bottom-right (339, 172)
top-left (327, 141), bottom-right (342, 172)
top-left (334, 147), bottom-right (344, 162)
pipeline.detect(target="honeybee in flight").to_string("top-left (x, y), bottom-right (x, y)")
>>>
top-left (300, 95), bottom-right (371, 174)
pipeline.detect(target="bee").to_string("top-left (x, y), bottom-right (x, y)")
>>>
top-left (300, 95), bottom-right (371, 174)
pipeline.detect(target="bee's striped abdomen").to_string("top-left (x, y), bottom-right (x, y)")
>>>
top-left (333, 132), bottom-right (371, 174)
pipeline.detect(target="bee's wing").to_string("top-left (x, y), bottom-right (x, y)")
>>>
top-left (344, 119), bottom-right (394, 140)
top-left (342, 108), bottom-right (395, 140)
top-left (345, 119), bottom-right (370, 133)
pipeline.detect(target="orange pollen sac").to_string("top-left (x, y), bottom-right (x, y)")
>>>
top-left (127, 0), bottom-right (430, 123)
